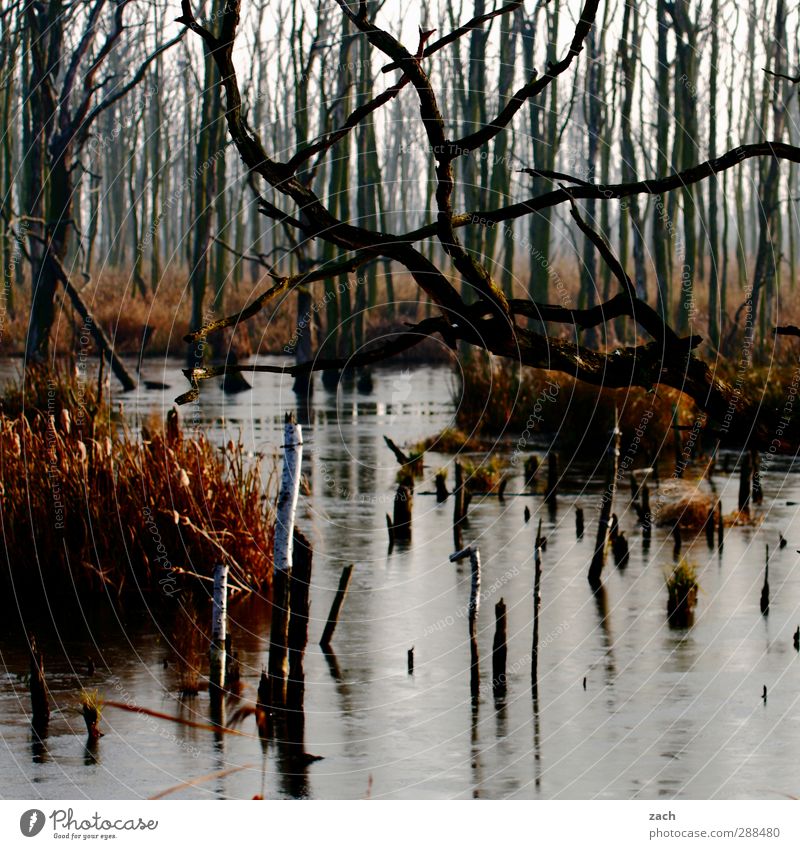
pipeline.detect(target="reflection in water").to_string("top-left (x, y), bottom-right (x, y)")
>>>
top-left (592, 583), bottom-right (616, 690)
top-left (470, 701), bottom-right (482, 799)
top-left (84, 737), bottom-right (100, 767)
top-left (2, 362), bottom-right (800, 799)
top-left (533, 697), bottom-right (542, 792)
top-left (30, 731), bottom-right (48, 765)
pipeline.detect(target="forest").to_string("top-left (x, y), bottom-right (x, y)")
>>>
top-left (2, 0), bottom-right (800, 803)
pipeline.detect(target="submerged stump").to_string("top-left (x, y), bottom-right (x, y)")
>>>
top-left (392, 485), bottom-right (413, 542)
top-left (28, 635), bottom-right (49, 733)
top-left (492, 599), bottom-right (508, 700)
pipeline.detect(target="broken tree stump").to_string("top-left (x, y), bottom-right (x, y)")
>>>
top-left (492, 599), bottom-right (508, 700)
top-left (588, 413), bottom-right (621, 588)
top-left (672, 524), bottom-right (682, 560)
top-left (612, 531), bottom-right (629, 567)
top-left (545, 451), bottom-right (559, 503)
top-left (81, 692), bottom-right (102, 741)
top-left (752, 449), bottom-right (763, 504)
top-left (453, 461), bottom-right (465, 549)
top-left (269, 412), bottom-right (303, 710)
top-left (450, 545), bottom-right (481, 701)
top-left (392, 484), bottom-right (413, 542)
top-left (532, 540), bottom-right (543, 699)
top-left (320, 564), bottom-right (354, 651)
top-left (435, 470), bottom-right (449, 502)
top-left (209, 562), bottom-right (228, 697)
top-left (28, 635), bottom-right (49, 732)
top-left (738, 452), bottom-right (752, 513)
top-left (287, 528), bottom-right (313, 713)
top-left (575, 505), bottom-right (584, 539)
top-left (760, 545), bottom-right (770, 616)
top-left (704, 506), bottom-right (715, 547)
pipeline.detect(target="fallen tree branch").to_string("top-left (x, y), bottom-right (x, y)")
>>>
top-left (176, 317), bottom-right (450, 404)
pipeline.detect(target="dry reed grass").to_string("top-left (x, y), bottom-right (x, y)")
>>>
top-left (0, 367), bottom-right (275, 599)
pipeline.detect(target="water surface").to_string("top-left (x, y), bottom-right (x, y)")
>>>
top-left (1, 358), bottom-right (799, 799)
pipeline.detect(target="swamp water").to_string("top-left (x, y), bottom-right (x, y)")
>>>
top-left (1, 358), bottom-right (799, 799)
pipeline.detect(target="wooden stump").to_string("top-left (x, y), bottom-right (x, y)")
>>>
top-left (738, 452), bottom-right (752, 513)
top-left (209, 562), bottom-right (228, 697)
top-left (641, 482), bottom-right (651, 543)
top-left (320, 564), bottom-right (354, 651)
top-left (545, 451), bottom-right (559, 503)
top-left (435, 471), bottom-right (449, 502)
top-left (392, 484), bottom-right (412, 542)
top-left (760, 546), bottom-right (770, 616)
top-left (28, 635), bottom-right (49, 732)
top-left (532, 543), bottom-right (543, 698)
top-left (704, 506), bottom-right (715, 547)
top-left (450, 545), bottom-right (481, 701)
top-left (667, 585), bottom-right (697, 628)
top-left (287, 528), bottom-right (313, 713)
top-left (453, 461), bottom-right (465, 549)
top-left (269, 413), bottom-right (303, 710)
top-left (612, 531), bottom-right (629, 567)
top-left (752, 450), bottom-right (763, 504)
top-left (588, 414), bottom-right (621, 588)
top-left (492, 599), bottom-right (508, 700)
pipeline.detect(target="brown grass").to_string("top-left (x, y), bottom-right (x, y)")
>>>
top-left (0, 367), bottom-right (276, 599)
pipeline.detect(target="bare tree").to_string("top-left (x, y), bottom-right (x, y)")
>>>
top-left (20, 0), bottom-right (184, 384)
top-left (175, 0), bottom-right (800, 448)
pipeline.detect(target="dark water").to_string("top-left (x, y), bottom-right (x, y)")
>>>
top-left (2, 358), bottom-right (800, 799)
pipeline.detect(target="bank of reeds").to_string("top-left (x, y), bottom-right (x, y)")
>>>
top-left (453, 348), bottom-right (800, 456)
top-left (0, 369), bottom-right (275, 599)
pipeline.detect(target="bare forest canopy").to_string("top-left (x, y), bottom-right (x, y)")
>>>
top-left (4, 0), bottom-right (800, 447)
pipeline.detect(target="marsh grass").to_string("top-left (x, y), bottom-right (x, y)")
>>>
top-left (0, 368), bottom-right (276, 599)
top-left (171, 606), bottom-right (203, 696)
top-left (453, 347), bottom-right (800, 457)
top-left (462, 455), bottom-right (506, 493)
top-left (79, 688), bottom-right (103, 739)
top-left (666, 558), bottom-right (700, 627)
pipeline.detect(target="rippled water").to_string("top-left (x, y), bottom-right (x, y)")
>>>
top-left (2, 358), bottom-right (800, 799)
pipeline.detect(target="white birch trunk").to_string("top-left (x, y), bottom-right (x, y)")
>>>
top-left (268, 413), bottom-right (303, 708)
top-left (274, 417), bottom-right (303, 576)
